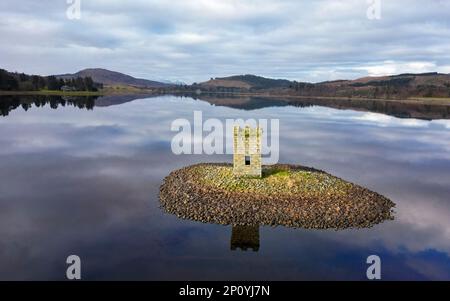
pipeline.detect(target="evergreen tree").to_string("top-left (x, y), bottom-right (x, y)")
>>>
top-left (47, 76), bottom-right (59, 90)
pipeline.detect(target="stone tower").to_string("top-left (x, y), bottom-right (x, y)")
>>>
top-left (233, 126), bottom-right (262, 177)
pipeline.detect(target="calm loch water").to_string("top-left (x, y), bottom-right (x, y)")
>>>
top-left (1, 95), bottom-right (450, 280)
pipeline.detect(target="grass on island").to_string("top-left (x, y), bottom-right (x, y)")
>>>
top-left (193, 164), bottom-right (353, 198)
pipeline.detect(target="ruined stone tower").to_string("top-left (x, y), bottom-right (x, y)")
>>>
top-left (233, 126), bottom-right (262, 177)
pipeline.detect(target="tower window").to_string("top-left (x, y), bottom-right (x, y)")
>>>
top-left (245, 156), bottom-right (251, 166)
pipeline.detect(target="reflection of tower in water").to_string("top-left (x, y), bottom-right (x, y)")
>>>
top-left (230, 226), bottom-right (260, 252)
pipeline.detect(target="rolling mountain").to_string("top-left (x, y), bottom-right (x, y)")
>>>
top-left (298, 72), bottom-right (450, 99)
top-left (56, 68), bottom-right (171, 88)
top-left (198, 72), bottom-right (450, 99)
top-left (200, 74), bottom-right (293, 90)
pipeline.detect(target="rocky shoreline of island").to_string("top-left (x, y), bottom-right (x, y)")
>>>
top-left (159, 163), bottom-right (396, 230)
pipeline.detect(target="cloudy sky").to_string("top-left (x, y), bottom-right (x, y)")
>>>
top-left (1, 0), bottom-right (450, 83)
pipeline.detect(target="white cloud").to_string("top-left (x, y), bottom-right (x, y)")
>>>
top-left (357, 61), bottom-right (439, 77)
top-left (0, 0), bottom-right (449, 83)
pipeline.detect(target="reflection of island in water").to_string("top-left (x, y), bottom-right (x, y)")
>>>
top-left (1, 93), bottom-right (449, 120)
top-left (231, 226), bottom-right (260, 252)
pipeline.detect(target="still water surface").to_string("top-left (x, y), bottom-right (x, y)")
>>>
top-left (0, 95), bottom-right (449, 280)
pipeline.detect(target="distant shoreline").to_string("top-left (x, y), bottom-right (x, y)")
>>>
top-left (0, 89), bottom-right (162, 97)
top-left (1, 90), bottom-right (450, 106)
top-left (0, 90), bottom-right (105, 96)
top-left (173, 91), bottom-right (450, 106)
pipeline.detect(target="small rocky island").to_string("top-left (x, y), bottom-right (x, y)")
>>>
top-left (160, 126), bottom-right (395, 230)
top-left (159, 163), bottom-right (395, 230)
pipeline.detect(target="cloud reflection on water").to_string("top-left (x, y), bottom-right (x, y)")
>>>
top-left (0, 95), bottom-right (449, 280)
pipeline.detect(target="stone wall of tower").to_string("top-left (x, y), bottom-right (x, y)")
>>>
top-left (233, 126), bottom-right (262, 177)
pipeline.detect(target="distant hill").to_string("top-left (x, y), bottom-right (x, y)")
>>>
top-left (197, 72), bottom-right (450, 99)
top-left (56, 68), bottom-right (171, 88)
top-left (200, 74), bottom-right (293, 90)
top-left (304, 72), bottom-right (450, 99)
